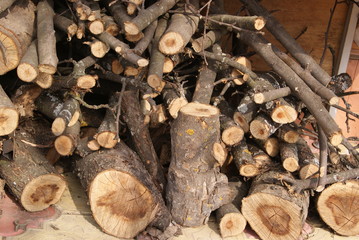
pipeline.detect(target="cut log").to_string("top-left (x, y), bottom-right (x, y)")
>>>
top-left (52, 97), bottom-right (80, 136)
top-left (212, 141), bottom-right (228, 167)
top-left (0, 85), bottom-right (19, 136)
top-left (103, 15), bottom-right (119, 36)
top-left (35, 91), bottom-right (64, 120)
top-left (54, 14), bottom-right (78, 40)
top-left (133, 20), bottom-right (158, 55)
top-left (216, 181), bottom-right (248, 238)
top-left (237, 30), bottom-right (343, 146)
top-left (0, 129), bottom-right (66, 212)
top-left (37, 0), bottom-right (58, 74)
top-left (103, 0), bottom-right (131, 32)
top-left (122, 89), bottom-right (166, 189)
top-left (75, 142), bottom-right (170, 239)
top-left (54, 121), bottom-right (80, 156)
top-left (35, 72), bottom-right (53, 89)
top-left (253, 87), bottom-right (292, 104)
top-left (208, 15), bottom-right (266, 31)
top-left (95, 94), bottom-right (118, 149)
top-left (242, 171), bottom-right (309, 240)
top-left (17, 40), bottom-right (39, 82)
top-left (280, 142), bottom-right (299, 172)
top-left (250, 114), bottom-right (281, 140)
top-left (233, 139), bottom-right (259, 177)
top-left (124, 0), bottom-right (180, 35)
top-left (167, 102), bottom-right (232, 226)
top-left (0, 0), bottom-right (35, 75)
top-left (297, 138), bottom-right (320, 179)
top-left (159, 6), bottom-right (199, 55)
top-left (255, 137), bottom-right (279, 157)
top-left (233, 95), bottom-right (257, 133)
top-left (276, 124), bottom-right (299, 143)
top-left (162, 82), bottom-right (188, 118)
top-left (191, 29), bottom-right (225, 53)
top-left (147, 17), bottom-right (167, 92)
top-left (12, 84), bottom-right (42, 118)
top-left (231, 56), bottom-right (252, 85)
top-left (317, 180), bottom-right (359, 236)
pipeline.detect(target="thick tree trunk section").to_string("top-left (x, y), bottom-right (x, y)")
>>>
top-left (242, 171), bottom-right (309, 240)
top-left (0, 0), bottom-right (35, 75)
top-left (317, 180), bottom-right (359, 236)
top-left (167, 102), bottom-right (231, 226)
top-left (122, 89), bottom-right (166, 190)
top-left (37, 0), bottom-right (58, 74)
top-left (0, 129), bottom-right (66, 212)
top-left (75, 142), bottom-right (170, 239)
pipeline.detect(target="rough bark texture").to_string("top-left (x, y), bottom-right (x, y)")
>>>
top-left (75, 141), bottom-right (171, 239)
top-left (0, 128), bottom-right (66, 212)
top-left (37, 0), bottom-right (58, 74)
top-left (122, 89), bottom-right (166, 190)
top-left (17, 40), bottom-right (39, 82)
top-left (167, 102), bottom-right (232, 226)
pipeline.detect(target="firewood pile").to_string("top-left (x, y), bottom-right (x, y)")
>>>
top-left (0, 0), bottom-right (358, 239)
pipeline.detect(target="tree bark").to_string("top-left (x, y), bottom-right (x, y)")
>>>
top-left (297, 137), bottom-right (320, 179)
top-left (122, 88), bottom-right (166, 190)
top-left (17, 40), bottom-right (38, 82)
top-left (0, 128), bottom-right (66, 212)
top-left (75, 142), bottom-right (171, 239)
top-left (124, 0), bottom-right (180, 35)
top-left (167, 102), bottom-right (232, 226)
top-left (37, 0), bottom-right (58, 74)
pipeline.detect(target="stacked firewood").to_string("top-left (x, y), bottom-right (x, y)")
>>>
top-left (0, 0), bottom-right (358, 239)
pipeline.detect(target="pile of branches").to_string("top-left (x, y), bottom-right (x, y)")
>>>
top-left (0, 0), bottom-right (358, 239)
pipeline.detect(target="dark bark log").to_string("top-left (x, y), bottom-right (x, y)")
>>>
top-left (75, 142), bottom-right (170, 239)
top-left (233, 95), bottom-right (257, 133)
top-left (297, 138), bottom-right (320, 179)
top-left (232, 139), bottom-right (259, 177)
top-left (0, 128), bottom-right (66, 212)
top-left (162, 82), bottom-right (188, 119)
top-left (54, 121), bottom-right (81, 156)
top-left (250, 114), bottom-right (281, 140)
top-left (280, 142), bottom-right (299, 172)
top-left (54, 14), bottom-right (78, 40)
top-left (122, 89), bottom-right (166, 190)
top-left (52, 97), bottom-right (80, 136)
